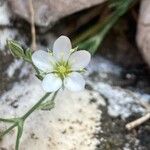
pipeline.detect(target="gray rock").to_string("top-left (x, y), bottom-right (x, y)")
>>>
top-left (137, 0), bottom-right (150, 67)
top-left (8, 0), bottom-right (105, 27)
top-left (0, 74), bottom-right (105, 149)
top-left (0, 54), bottom-right (149, 150)
top-left (0, 0), bottom-right (11, 26)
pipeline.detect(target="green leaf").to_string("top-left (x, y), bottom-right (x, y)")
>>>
top-left (73, 0), bottom-right (136, 55)
top-left (78, 35), bottom-right (102, 55)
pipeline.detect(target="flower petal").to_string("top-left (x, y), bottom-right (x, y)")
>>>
top-left (32, 50), bottom-right (55, 72)
top-left (64, 72), bottom-right (85, 91)
top-left (53, 36), bottom-right (72, 61)
top-left (68, 50), bottom-right (91, 70)
top-left (42, 74), bottom-right (62, 92)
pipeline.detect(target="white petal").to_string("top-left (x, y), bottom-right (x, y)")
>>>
top-left (64, 72), bottom-right (85, 92)
top-left (68, 50), bottom-right (91, 70)
top-left (42, 74), bottom-right (62, 92)
top-left (53, 36), bottom-right (72, 61)
top-left (32, 50), bottom-right (55, 72)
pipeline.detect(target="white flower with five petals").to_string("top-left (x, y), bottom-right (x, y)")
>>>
top-left (32, 36), bottom-right (91, 92)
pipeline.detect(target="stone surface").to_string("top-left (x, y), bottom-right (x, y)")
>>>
top-left (0, 45), bottom-right (105, 149)
top-left (0, 3), bottom-right (150, 148)
top-left (0, 53), bottom-right (150, 149)
top-left (0, 28), bottom-right (18, 50)
top-left (137, 0), bottom-right (150, 67)
top-left (0, 73), bottom-right (105, 150)
top-left (8, 0), bottom-right (105, 27)
top-left (0, 0), bottom-right (11, 26)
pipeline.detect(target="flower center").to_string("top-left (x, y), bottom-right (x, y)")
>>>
top-left (54, 61), bottom-right (71, 79)
top-left (58, 65), bottom-right (67, 74)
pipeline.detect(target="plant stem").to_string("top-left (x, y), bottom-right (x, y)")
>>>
top-left (0, 118), bottom-right (15, 123)
top-left (15, 126), bottom-right (23, 150)
top-left (15, 128), bottom-right (20, 150)
top-left (22, 92), bottom-right (51, 120)
top-left (126, 113), bottom-right (150, 130)
top-left (0, 123), bottom-right (17, 138)
top-left (0, 92), bottom-right (58, 150)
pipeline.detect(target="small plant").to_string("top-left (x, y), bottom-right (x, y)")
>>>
top-left (73, 0), bottom-right (137, 54)
top-left (0, 36), bottom-right (91, 150)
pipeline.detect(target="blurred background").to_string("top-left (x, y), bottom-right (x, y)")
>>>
top-left (0, 0), bottom-right (150, 149)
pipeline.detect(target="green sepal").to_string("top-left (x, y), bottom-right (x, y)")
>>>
top-left (7, 40), bottom-right (32, 62)
top-left (35, 74), bottom-right (43, 80)
top-left (70, 46), bottom-right (78, 53)
top-left (7, 40), bottom-right (24, 57)
top-left (24, 48), bottom-right (32, 62)
top-left (38, 100), bottom-right (55, 111)
top-left (38, 91), bottom-right (58, 111)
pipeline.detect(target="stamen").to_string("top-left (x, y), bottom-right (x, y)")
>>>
top-left (58, 65), bottom-right (67, 74)
top-left (54, 61), bottom-right (71, 79)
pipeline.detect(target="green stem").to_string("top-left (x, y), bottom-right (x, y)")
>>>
top-left (0, 118), bottom-right (15, 123)
top-left (0, 92), bottom-right (59, 150)
top-left (15, 126), bottom-right (23, 150)
top-left (15, 128), bottom-right (20, 150)
top-left (22, 93), bottom-right (51, 120)
top-left (0, 123), bottom-right (17, 138)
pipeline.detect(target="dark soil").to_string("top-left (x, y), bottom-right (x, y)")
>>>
top-left (96, 104), bottom-right (150, 150)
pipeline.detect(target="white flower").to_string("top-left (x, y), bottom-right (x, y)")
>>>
top-left (32, 36), bottom-right (91, 92)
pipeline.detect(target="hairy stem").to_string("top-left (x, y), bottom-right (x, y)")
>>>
top-left (0, 123), bottom-right (17, 138)
top-left (15, 128), bottom-right (21, 150)
top-left (0, 91), bottom-right (59, 150)
top-left (22, 92), bottom-right (51, 120)
top-left (0, 118), bottom-right (15, 123)
top-left (15, 125), bottom-right (23, 150)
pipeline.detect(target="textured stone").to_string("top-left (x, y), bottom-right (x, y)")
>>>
top-left (0, 74), bottom-right (105, 150)
top-left (0, 0), bottom-right (11, 26)
top-left (8, 0), bottom-right (105, 27)
top-left (137, 0), bottom-right (150, 67)
top-left (0, 55), bottom-right (149, 150)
